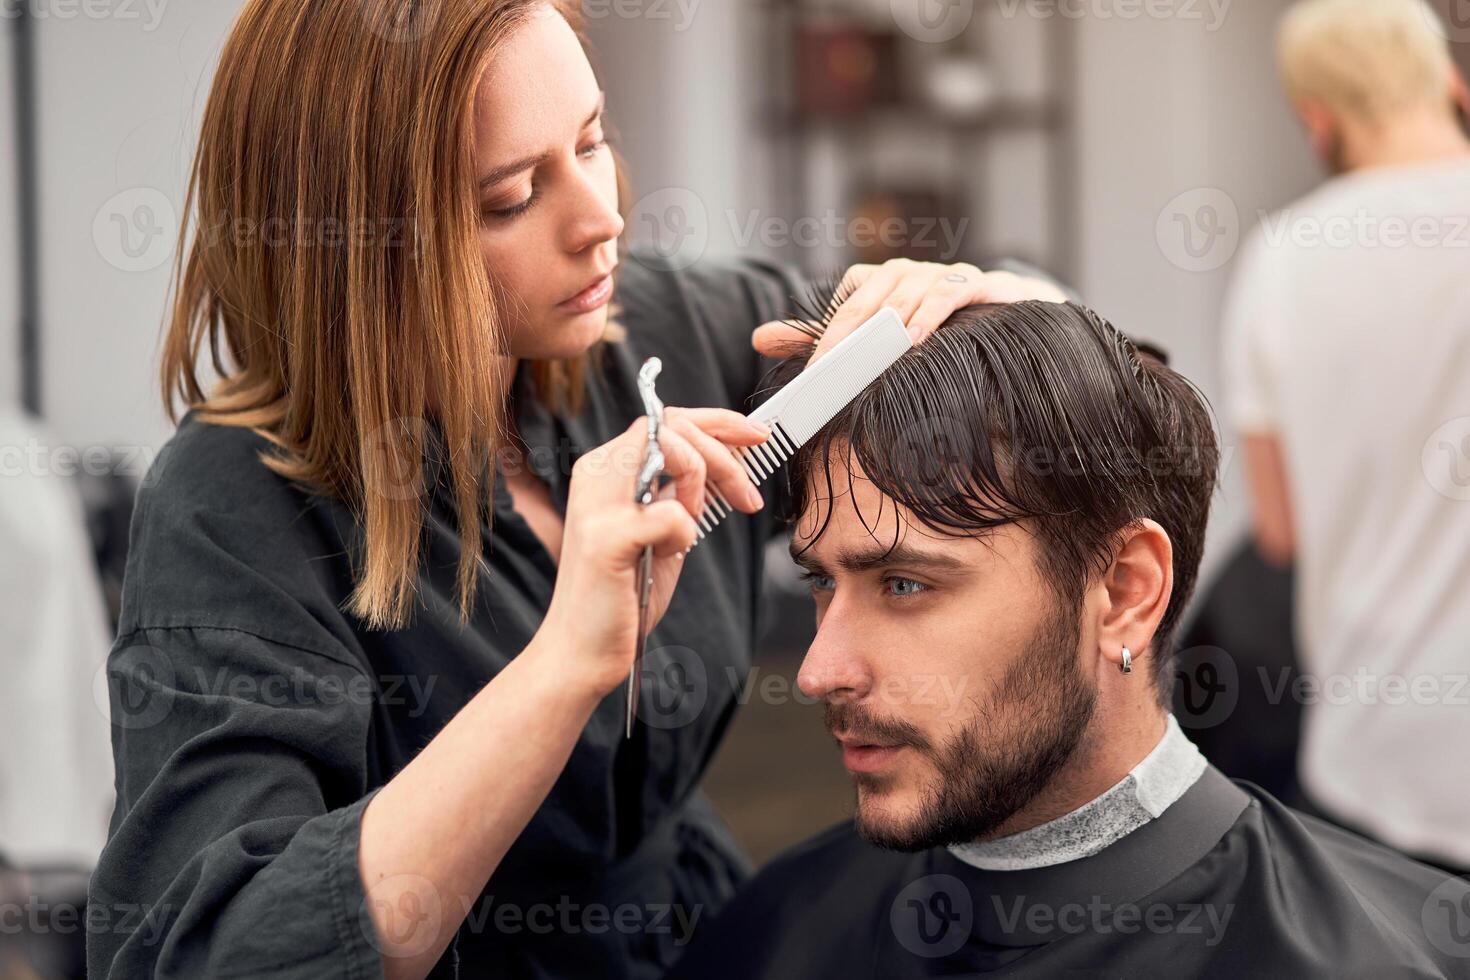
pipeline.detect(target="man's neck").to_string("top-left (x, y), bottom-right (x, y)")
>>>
top-left (983, 707), bottom-right (1169, 841)
top-left (1344, 108), bottom-right (1470, 172)
top-left (951, 712), bottom-right (1205, 871)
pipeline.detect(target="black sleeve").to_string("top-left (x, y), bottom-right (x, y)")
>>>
top-left (87, 625), bottom-right (384, 980)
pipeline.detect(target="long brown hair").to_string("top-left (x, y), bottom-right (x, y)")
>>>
top-left (161, 0), bottom-right (627, 629)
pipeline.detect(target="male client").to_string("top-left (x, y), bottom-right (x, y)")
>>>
top-left (670, 301), bottom-right (1469, 978)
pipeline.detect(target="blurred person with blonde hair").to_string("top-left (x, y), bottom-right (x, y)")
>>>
top-left (1223, 0), bottom-right (1470, 874)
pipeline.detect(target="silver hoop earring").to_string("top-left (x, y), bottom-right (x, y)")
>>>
top-left (1120, 646), bottom-right (1133, 674)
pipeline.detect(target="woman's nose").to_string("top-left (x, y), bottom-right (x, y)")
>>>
top-left (562, 164), bottom-right (624, 255)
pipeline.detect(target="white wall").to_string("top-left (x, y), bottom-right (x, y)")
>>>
top-left (32, 0), bottom-right (243, 458)
top-left (1071, 1), bottom-right (1320, 577)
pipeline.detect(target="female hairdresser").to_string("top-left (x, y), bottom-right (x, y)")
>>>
top-left (87, 2), bottom-right (1063, 978)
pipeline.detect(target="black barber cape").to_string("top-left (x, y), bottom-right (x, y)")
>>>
top-left (88, 252), bottom-right (808, 980)
top-left (666, 767), bottom-right (1470, 979)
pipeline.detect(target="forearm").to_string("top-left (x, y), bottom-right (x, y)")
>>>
top-left (358, 631), bottom-right (603, 980)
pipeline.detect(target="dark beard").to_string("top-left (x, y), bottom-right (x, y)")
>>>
top-left (843, 597), bottom-right (1096, 851)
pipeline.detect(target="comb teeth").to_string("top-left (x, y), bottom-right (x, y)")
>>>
top-left (686, 306), bottom-right (911, 549)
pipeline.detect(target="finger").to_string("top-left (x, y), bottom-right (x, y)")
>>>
top-left (667, 415), bottom-right (764, 513)
top-left (815, 260), bottom-right (914, 359)
top-left (649, 424), bottom-right (709, 519)
top-left (906, 265), bottom-right (986, 342)
top-left (637, 499), bottom-right (701, 559)
top-left (663, 406), bottom-right (771, 446)
top-left (751, 320), bottom-right (818, 357)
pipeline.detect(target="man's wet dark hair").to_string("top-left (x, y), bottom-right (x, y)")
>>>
top-left (777, 298), bottom-right (1219, 701)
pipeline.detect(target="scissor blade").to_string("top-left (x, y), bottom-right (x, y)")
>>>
top-left (625, 545), bottom-right (654, 738)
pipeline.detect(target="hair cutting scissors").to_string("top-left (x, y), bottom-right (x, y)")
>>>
top-left (627, 357), bottom-right (666, 738)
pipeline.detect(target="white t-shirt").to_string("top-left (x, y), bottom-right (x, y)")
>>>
top-left (1222, 157), bottom-right (1470, 867)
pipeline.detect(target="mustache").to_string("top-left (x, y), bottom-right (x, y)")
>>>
top-left (825, 700), bottom-right (929, 751)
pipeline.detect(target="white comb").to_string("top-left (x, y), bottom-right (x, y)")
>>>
top-left (689, 306), bottom-right (912, 547)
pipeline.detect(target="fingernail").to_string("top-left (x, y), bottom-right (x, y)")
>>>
top-left (749, 420), bottom-right (772, 437)
top-left (746, 484), bottom-right (764, 509)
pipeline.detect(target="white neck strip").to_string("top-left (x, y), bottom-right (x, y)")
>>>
top-left (946, 715), bottom-right (1206, 871)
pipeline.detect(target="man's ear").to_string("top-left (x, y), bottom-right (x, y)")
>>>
top-left (1295, 99), bottom-right (1339, 162)
top-left (1096, 520), bottom-right (1173, 674)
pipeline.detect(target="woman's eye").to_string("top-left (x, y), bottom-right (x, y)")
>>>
top-left (485, 189), bottom-right (538, 221)
top-left (886, 577), bottom-right (928, 599)
top-left (580, 138), bottom-right (608, 159)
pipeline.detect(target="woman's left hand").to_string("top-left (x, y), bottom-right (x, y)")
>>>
top-left (751, 258), bottom-right (1068, 362)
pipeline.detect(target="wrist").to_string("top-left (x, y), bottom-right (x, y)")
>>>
top-left (522, 615), bottom-right (614, 713)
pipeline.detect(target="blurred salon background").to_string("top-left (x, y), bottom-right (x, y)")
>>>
top-left (4, 1), bottom-right (1469, 976)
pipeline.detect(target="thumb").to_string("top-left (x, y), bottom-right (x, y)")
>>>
top-left (751, 320), bottom-right (820, 358)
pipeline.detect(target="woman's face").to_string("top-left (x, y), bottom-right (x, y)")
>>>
top-left (473, 6), bottom-right (624, 361)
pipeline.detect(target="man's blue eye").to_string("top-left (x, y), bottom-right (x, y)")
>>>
top-left (887, 577), bottom-right (927, 599)
top-left (801, 572), bottom-right (836, 592)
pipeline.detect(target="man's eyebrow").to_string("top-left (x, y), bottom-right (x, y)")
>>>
top-left (477, 94), bottom-right (605, 189)
top-left (787, 542), bottom-right (969, 575)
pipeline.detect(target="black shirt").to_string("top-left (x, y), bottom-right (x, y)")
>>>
top-left (87, 253), bottom-right (809, 980)
top-left (664, 766), bottom-right (1470, 979)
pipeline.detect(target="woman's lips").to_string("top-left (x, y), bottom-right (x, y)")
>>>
top-left (842, 744), bottom-right (906, 774)
top-left (557, 272), bottom-right (614, 314)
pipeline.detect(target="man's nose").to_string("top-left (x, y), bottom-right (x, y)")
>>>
top-left (796, 608), bottom-right (872, 702)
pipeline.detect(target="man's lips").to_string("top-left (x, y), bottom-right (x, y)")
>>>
top-left (835, 733), bottom-right (909, 774)
top-left (557, 268), bottom-right (617, 313)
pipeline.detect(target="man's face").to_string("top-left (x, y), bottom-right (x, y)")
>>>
top-left (792, 453), bottom-right (1098, 851)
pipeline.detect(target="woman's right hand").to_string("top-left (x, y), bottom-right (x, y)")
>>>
top-left (540, 407), bottom-right (773, 699)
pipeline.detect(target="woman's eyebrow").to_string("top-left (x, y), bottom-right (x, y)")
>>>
top-left (477, 94), bottom-right (606, 190)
